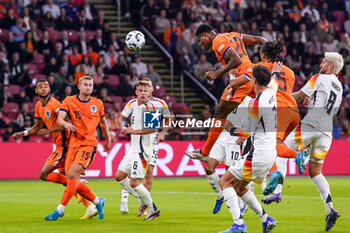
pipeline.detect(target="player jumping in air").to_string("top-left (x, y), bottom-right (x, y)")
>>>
top-left (45, 76), bottom-right (111, 221)
top-left (12, 80), bottom-right (98, 220)
top-left (185, 23), bottom-right (267, 162)
top-left (264, 52), bottom-right (343, 231)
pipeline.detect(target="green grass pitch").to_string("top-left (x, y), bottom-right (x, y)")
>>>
top-left (0, 177), bottom-right (349, 233)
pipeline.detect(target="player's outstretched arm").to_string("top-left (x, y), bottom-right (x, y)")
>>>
top-left (100, 117), bottom-right (111, 152)
top-left (205, 49), bottom-right (242, 81)
top-left (12, 118), bottom-right (44, 139)
top-left (57, 110), bottom-right (76, 132)
top-left (242, 34), bottom-right (268, 45)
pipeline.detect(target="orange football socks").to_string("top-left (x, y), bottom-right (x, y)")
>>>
top-left (46, 173), bottom-right (67, 185)
top-left (61, 179), bottom-right (78, 206)
top-left (201, 118), bottom-right (226, 156)
top-left (270, 161), bottom-right (278, 172)
top-left (76, 182), bottom-right (96, 202)
top-left (276, 144), bottom-right (296, 159)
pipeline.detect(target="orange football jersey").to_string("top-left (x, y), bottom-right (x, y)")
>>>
top-left (35, 96), bottom-right (69, 147)
top-left (212, 32), bottom-right (253, 77)
top-left (60, 95), bottom-right (105, 147)
top-left (256, 61), bottom-right (298, 109)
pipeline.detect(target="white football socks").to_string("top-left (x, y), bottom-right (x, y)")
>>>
top-left (207, 172), bottom-right (223, 200)
top-left (57, 204), bottom-right (66, 214)
top-left (118, 178), bottom-right (140, 200)
top-left (93, 197), bottom-right (100, 205)
top-left (223, 187), bottom-right (243, 225)
top-left (273, 157), bottom-right (288, 194)
top-left (134, 184), bottom-right (154, 211)
top-left (241, 190), bottom-right (268, 222)
top-left (312, 174), bottom-right (333, 214)
top-left (121, 188), bottom-right (129, 202)
top-left (237, 197), bottom-right (244, 210)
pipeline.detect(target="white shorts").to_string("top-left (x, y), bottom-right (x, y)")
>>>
top-left (229, 148), bottom-right (276, 184)
top-left (284, 124), bottom-right (332, 164)
top-left (209, 137), bottom-right (241, 167)
top-left (148, 143), bottom-right (158, 166)
top-left (118, 149), bottom-right (146, 179)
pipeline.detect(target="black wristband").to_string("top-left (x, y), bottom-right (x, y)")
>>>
top-left (229, 127), bottom-right (238, 136)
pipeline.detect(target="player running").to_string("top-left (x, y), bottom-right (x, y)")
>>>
top-left (120, 78), bottom-right (170, 215)
top-left (115, 80), bottom-right (161, 221)
top-left (205, 96), bottom-right (251, 215)
top-left (12, 80), bottom-right (98, 220)
top-left (218, 63), bottom-right (282, 233)
top-left (45, 76), bottom-right (111, 221)
top-left (186, 23), bottom-right (267, 162)
top-left (264, 52), bottom-right (343, 231)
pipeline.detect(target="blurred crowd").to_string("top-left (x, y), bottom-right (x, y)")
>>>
top-left (0, 0), bottom-right (172, 142)
top-left (1, 0), bottom-right (350, 142)
top-left (129, 0), bottom-right (350, 139)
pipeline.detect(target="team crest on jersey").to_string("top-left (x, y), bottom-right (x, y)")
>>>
top-left (45, 110), bottom-right (51, 119)
top-left (91, 105), bottom-right (97, 114)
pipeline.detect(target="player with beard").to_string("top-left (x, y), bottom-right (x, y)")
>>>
top-left (12, 80), bottom-right (98, 220)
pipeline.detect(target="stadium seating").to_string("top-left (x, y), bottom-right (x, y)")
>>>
top-left (48, 29), bottom-right (62, 44)
top-left (3, 103), bottom-right (20, 118)
top-left (67, 30), bottom-right (79, 43)
top-left (9, 85), bottom-right (20, 95)
top-left (107, 75), bottom-right (120, 88)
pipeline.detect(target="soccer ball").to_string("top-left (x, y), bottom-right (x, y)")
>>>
top-left (125, 30), bottom-right (145, 51)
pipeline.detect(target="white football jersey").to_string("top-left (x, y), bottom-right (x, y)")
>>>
top-left (121, 99), bottom-right (154, 159)
top-left (301, 73), bottom-right (343, 138)
top-left (244, 75), bottom-right (278, 151)
top-left (149, 97), bottom-right (171, 144)
top-left (216, 96), bottom-right (251, 144)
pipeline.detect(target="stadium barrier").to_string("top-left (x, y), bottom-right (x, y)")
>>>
top-left (0, 141), bottom-right (349, 179)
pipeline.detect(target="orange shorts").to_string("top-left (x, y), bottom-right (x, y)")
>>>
top-left (221, 81), bottom-right (253, 103)
top-left (46, 146), bottom-right (67, 169)
top-left (65, 146), bottom-right (97, 174)
top-left (221, 69), bottom-right (253, 103)
top-left (277, 107), bottom-right (300, 140)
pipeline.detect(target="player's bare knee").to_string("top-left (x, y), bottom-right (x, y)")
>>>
top-left (308, 167), bottom-right (321, 178)
top-left (39, 170), bottom-right (48, 181)
top-left (219, 178), bottom-right (229, 190)
top-left (205, 164), bottom-right (215, 175)
top-left (130, 178), bottom-right (141, 188)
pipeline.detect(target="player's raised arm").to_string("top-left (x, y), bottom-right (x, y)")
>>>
top-left (12, 118), bottom-right (44, 139)
top-left (99, 116), bottom-right (111, 152)
top-left (242, 34), bottom-right (268, 45)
